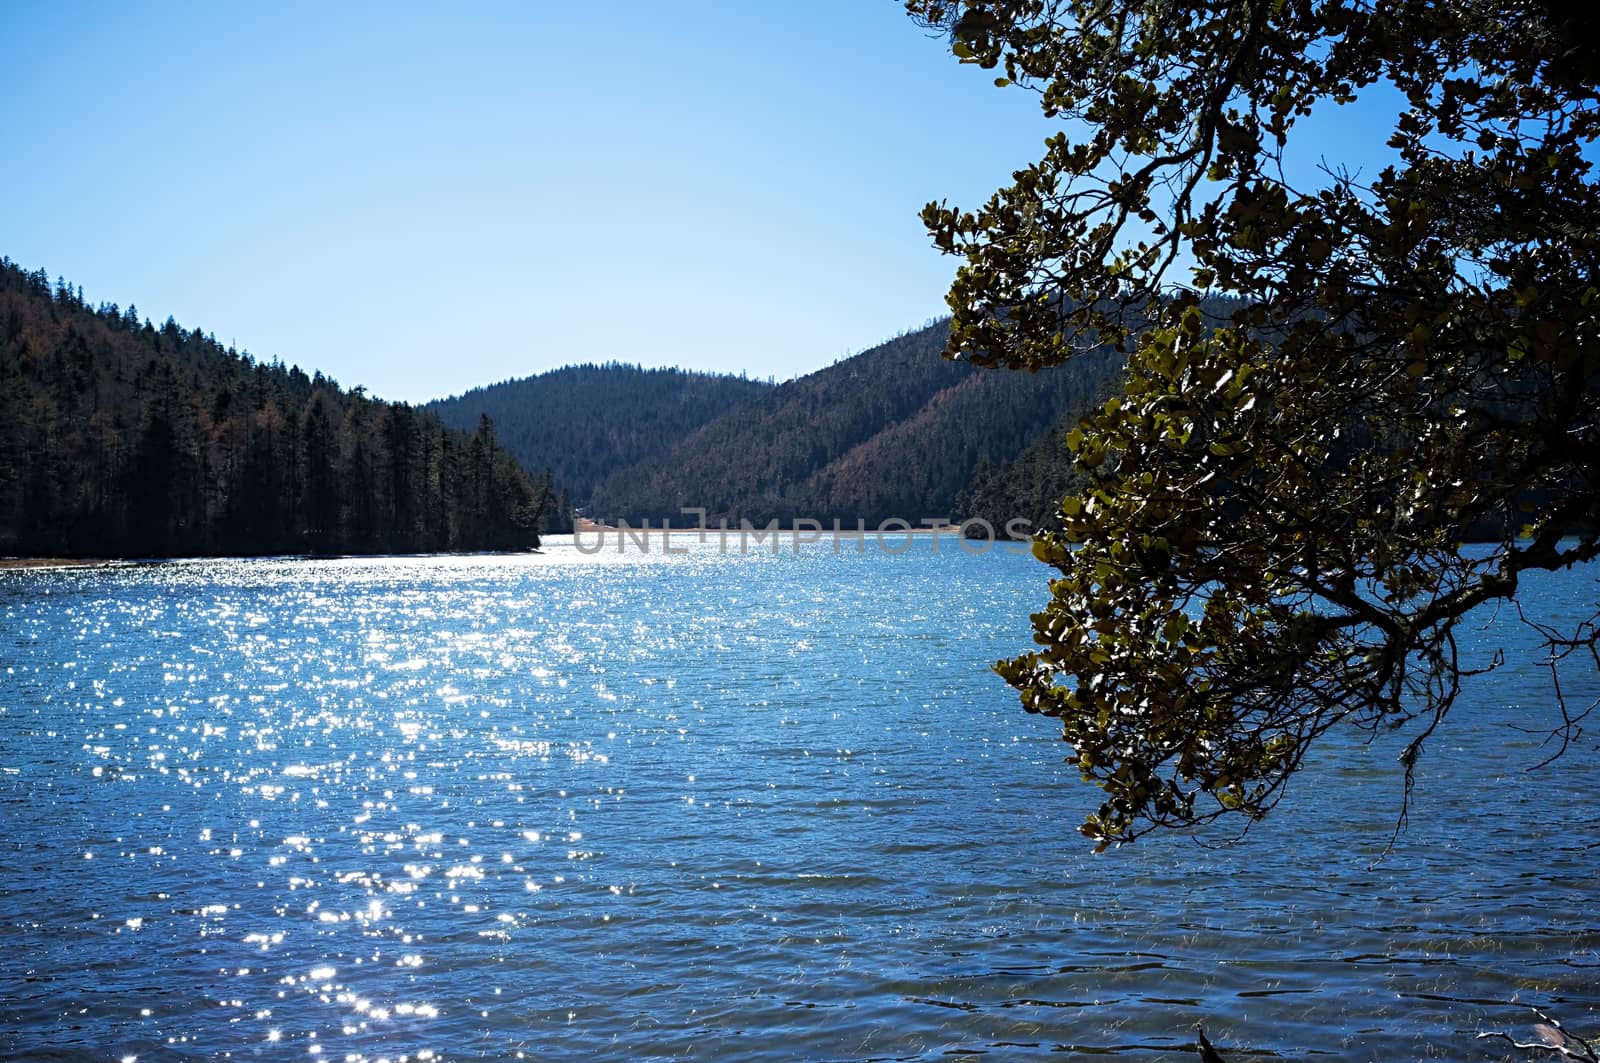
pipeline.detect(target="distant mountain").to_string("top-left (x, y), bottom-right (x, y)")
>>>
top-left (587, 319), bottom-right (1121, 526)
top-left (1, 249), bottom-right (1129, 560)
top-left (0, 258), bottom-right (548, 558)
top-left (426, 364), bottom-right (773, 510)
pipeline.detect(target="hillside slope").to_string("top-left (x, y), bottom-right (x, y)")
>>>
top-left (588, 320), bottom-right (1120, 525)
top-left (0, 259), bottom-right (546, 557)
top-left (427, 364), bottom-right (773, 508)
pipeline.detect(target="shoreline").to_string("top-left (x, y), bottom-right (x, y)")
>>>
top-left (1, 526), bottom-right (997, 571)
top-left (573, 519), bottom-right (964, 536)
top-left (0, 550), bottom-right (542, 571)
top-left (0, 558), bottom-right (118, 571)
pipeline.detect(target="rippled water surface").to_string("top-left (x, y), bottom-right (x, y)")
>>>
top-left (2, 539), bottom-right (1596, 1061)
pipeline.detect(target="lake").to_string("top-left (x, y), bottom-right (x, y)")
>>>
top-left (2, 537), bottom-right (1596, 1061)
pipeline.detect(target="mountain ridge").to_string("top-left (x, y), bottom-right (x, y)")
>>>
top-left (3, 254), bottom-right (1125, 555)
top-left (426, 362), bottom-right (773, 509)
top-left (425, 319), bottom-right (1121, 531)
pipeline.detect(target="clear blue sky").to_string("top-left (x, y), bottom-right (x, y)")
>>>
top-left (5, 2), bottom-right (1399, 405)
top-left (3, 1), bottom-right (1067, 403)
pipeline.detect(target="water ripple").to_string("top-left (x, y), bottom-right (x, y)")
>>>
top-left (0, 543), bottom-right (1595, 1060)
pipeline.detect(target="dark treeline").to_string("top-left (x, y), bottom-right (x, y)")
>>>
top-left (427, 363), bottom-right (772, 512)
top-left (0, 259), bottom-right (548, 558)
top-left (588, 320), bottom-right (1121, 527)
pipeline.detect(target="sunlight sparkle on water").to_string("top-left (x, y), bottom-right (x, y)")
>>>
top-left (1, 548), bottom-right (1595, 1060)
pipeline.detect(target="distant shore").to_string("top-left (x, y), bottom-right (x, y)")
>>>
top-left (573, 518), bottom-right (964, 536)
top-left (0, 558), bottom-right (115, 571)
top-left (2, 525), bottom-right (981, 570)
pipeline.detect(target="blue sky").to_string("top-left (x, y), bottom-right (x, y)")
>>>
top-left (4, 2), bottom-right (1399, 404)
top-left (4, 1), bottom-right (1068, 402)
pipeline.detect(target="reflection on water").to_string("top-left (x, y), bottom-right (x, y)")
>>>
top-left (1, 540), bottom-right (1595, 1060)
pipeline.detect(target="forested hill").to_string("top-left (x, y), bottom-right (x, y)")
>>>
top-left (587, 320), bottom-right (1121, 526)
top-left (426, 365), bottom-right (772, 508)
top-left (959, 410), bottom-right (1097, 539)
top-left (0, 259), bottom-right (549, 558)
